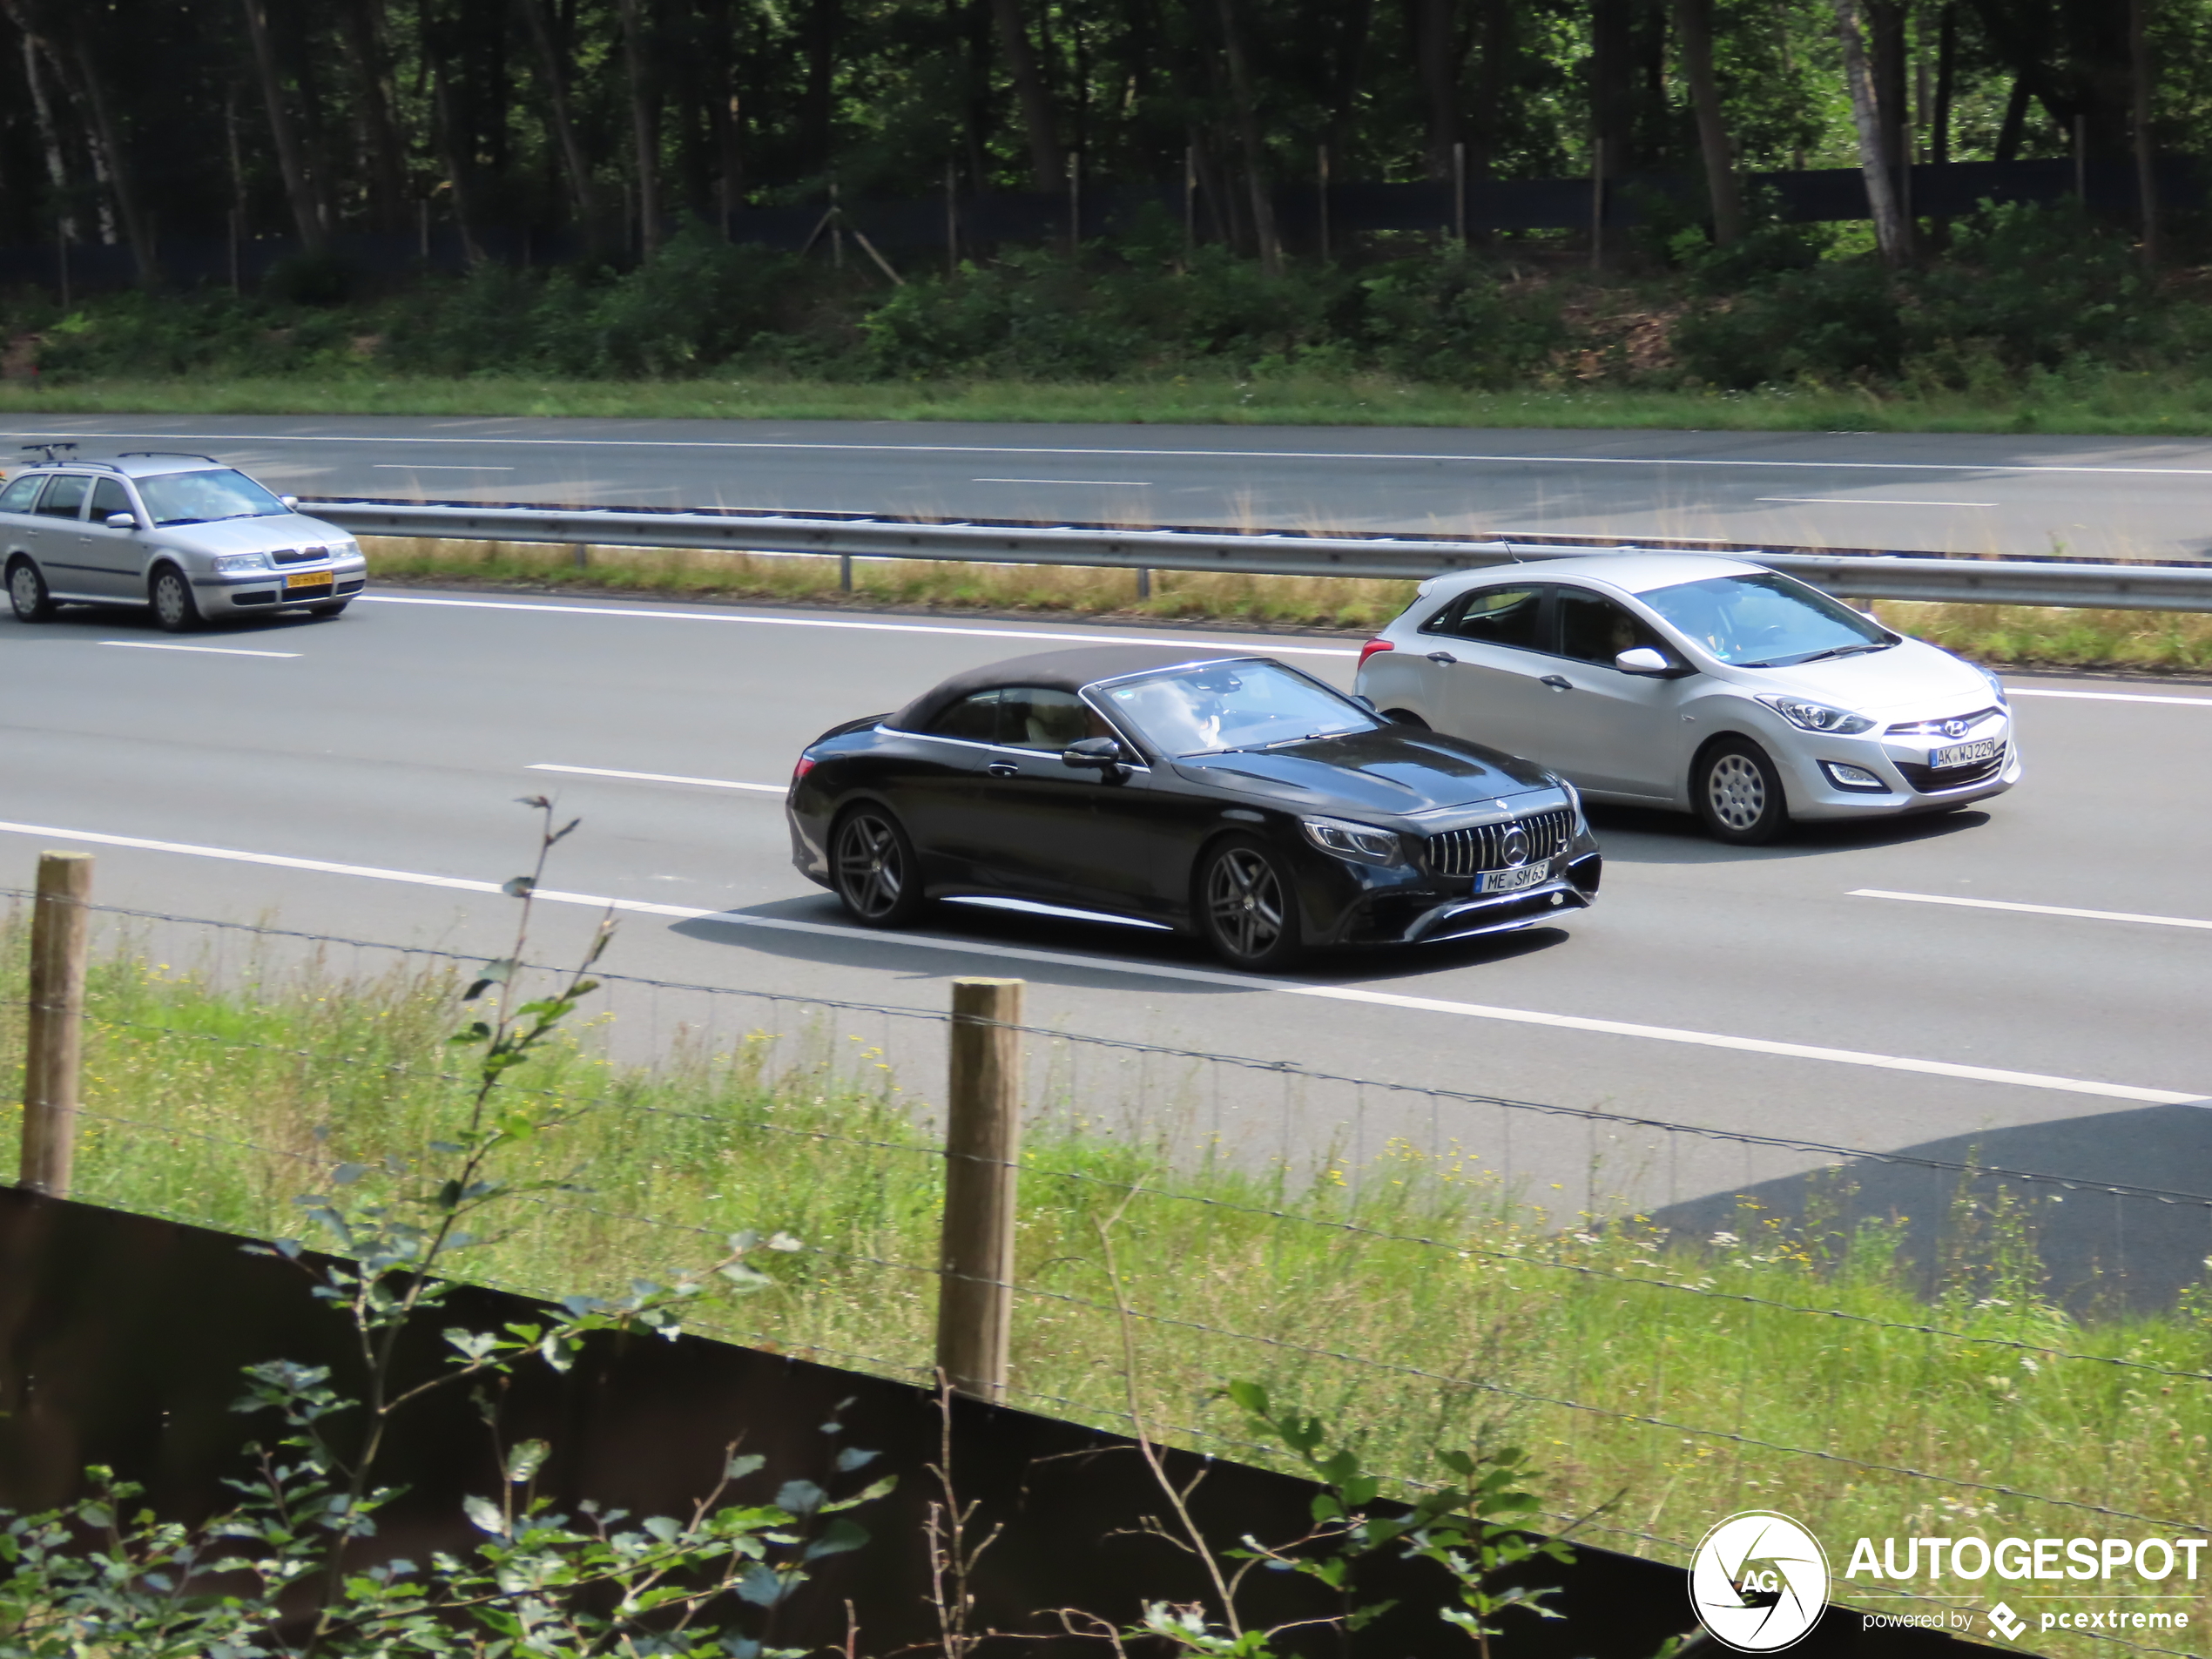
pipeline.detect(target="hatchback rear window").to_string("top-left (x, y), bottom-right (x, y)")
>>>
top-left (137, 469), bottom-right (287, 527)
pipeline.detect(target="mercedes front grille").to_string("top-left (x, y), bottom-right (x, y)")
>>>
top-left (1425, 807), bottom-right (1575, 877)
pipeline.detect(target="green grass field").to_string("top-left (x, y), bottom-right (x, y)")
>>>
top-left (3, 909), bottom-right (2204, 1656)
top-left (14, 368), bottom-right (2212, 435)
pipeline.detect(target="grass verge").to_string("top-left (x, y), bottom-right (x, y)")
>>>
top-left (18, 369), bottom-right (2212, 435)
top-left (365, 536), bottom-right (2212, 674)
top-left (2, 913), bottom-right (2205, 1656)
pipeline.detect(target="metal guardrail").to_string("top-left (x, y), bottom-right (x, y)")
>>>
top-left (308, 498), bottom-right (2212, 613)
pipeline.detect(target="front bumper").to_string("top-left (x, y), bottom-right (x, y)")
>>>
top-left (193, 557), bottom-right (369, 614)
top-left (1313, 842), bottom-right (1604, 948)
top-left (1769, 720), bottom-right (2022, 820)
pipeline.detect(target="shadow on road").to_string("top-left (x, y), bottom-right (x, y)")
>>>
top-left (1645, 1104), bottom-right (2212, 1315)
top-left (1586, 801), bottom-right (1992, 866)
top-left (669, 893), bottom-right (1573, 995)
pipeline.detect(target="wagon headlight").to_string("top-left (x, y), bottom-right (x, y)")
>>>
top-left (1757, 694), bottom-right (1873, 735)
top-left (212, 552), bottom-right (271, 574)
top-left (1300, 816), bottom-right (1406, 867)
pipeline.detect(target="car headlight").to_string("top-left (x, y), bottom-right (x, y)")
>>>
top-left (1300, 816), bottom-right (1406, 867)
top-left (1973, 661), bottom-right (2008, 705)
top-left (1757, 694), bottom-right (1873, 735)
top-left (212, 552), bottom-right (271, 574)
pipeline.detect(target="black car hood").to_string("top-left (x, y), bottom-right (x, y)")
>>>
top-left (1174, 728), bottom-right (1556, 815)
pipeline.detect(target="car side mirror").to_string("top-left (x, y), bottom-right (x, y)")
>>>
top-left (280, 495), bottom-right (300, 510)
top-left (1351, 693), bottom-right (1379, 713)
top-left (1615, 646), bottom-right (1682, 677)
top-left (1062, 736), bottom-right (1130, 775)
top-left (104, 510), bottom-right (139, 530)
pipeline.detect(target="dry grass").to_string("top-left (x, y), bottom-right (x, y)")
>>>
top-left (365, 537), bottom-right (2212, 673)
top-left (1875, 600), bottom-right (2212, 673)
top-left (362, 536), bottom-right (1421, 633)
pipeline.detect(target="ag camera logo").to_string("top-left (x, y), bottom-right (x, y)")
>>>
top-left (1690, 1511), bottom-right (1831, 1652)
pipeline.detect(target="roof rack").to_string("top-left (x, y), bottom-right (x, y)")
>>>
top-left (19, 441), bottom-right (77, 463)
top-left (116, 451), bottom-right (219, 464)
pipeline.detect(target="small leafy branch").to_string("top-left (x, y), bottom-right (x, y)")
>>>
top-left (0, 801), bottom-right (889, 1657)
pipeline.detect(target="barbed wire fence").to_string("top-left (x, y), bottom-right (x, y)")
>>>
top-left (3, 873), bottom-right (2209, 1658)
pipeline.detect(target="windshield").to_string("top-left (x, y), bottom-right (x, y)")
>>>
top-left (1096, 660), bottom-right (1380, 759)
top-left (136, 469), bottom-right (287, 528)
top-left (1636, 571), bottom-right (1892, 667)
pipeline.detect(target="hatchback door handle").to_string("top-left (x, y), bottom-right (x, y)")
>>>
top-left (1426, 651), bottom-right (1459, 665)
top-left (1540, 674), bottom-right (1575, 691)
top-left (985, 762), bottom-right (1021, 777)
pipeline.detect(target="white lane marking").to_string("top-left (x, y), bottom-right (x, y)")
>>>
top-left (2006, 686), bottom-right (2212, 707)
top-left (529, 763), bottom-right (783, 792)
top-left (357, 593), bottom-right (1359, 658)
top-left (370, 463), bottom-right (516, 471)
top-left (973, 476), bottom-right (1153, 487)
top-left (1757, 496), bottom-right (1999, 508)
top-left (100, 641), bottom-right (300, 659)
top-left (21, 426), bottom-right (2212, 477)
top-left (0, 816), bottom-right (2194, 1106)
top-left (1853, 888), bottom-right (2212, 932)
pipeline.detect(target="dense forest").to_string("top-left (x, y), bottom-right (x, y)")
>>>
top-left (3, 0), bottom-right (2200, 261)
top-left (4, 0), bottom-right (2209, 393)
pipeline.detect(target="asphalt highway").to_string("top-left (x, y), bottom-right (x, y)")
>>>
top-left (3, 584), bottom-right (2208, 1299)
top-left (9, 413), bottom-right (2212, 561)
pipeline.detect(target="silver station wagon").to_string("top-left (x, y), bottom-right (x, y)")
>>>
top-left (2, 451), bottom-right (368, 631)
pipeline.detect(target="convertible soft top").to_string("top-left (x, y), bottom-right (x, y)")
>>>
top-left (887, 644), bottom-right (1250, 732)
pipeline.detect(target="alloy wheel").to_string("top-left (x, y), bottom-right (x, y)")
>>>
top-left (833, 813), bottom-right (908, 922)
top-left (1204, 846), bottom-right (1287, 961)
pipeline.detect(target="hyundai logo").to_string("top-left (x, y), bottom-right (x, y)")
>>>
top-left (1499, 825), bottom-right (1531, 867)
top-left (1942, 718), bottom-right (1969, 738)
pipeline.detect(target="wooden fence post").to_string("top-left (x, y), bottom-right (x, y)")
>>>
top-left (19, 851), bottom-right (92, 1197)
top-left (936, 977), bottom-right (1022, 1403)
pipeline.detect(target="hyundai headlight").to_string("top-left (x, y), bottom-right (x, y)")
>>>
top-left (1300, 816), bottom-right (1405, 867)
top-left (1973, 661), bottom-right (2009, 705)
top-left (1757, 694), bottom-right (1873, 735)
top-left (212, 552), bottom-right (271, 574)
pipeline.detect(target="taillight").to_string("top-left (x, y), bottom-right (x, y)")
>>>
top-left (792, 754), bottom-right (816, 785)
top-left (1357, 637), bottom-right (1394, 671)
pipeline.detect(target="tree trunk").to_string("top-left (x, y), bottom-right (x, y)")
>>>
top-left (1409, 0), bottom-right (1458, 181)
top-left (341, 0), bottom-right (408, 233)
top-left (1214, 0), bottom-right (1278, 273)
top-left (1993, 74), bottom-right (2030, 161)
top-left (520, 0), bottom-right (598, 246)
top-left (989, 0), bottom-right (1062, 192)
top-left (617, 0), bottom-right (659, 254)
top-left (1589, 0), bottom-right (1632, 206)
top-left (62, 35), bottom-right (158, 281)
top-left (1830, 0), bottom-right (1907, 265)
top-left (1324, 0), bottom-right (1375, 163)
top-left (429, 58), bottom-right (484, 264)
top-left (1932, 3), bottom-right (1955, 165)
top-left (1671, 0), bottom-right (1743, 245)
top-left (239, 0), bottom-right (326, 253)
top-left (19, 30), bottom-right (73, 240)
top-left (2129, 0), bottom-right (2157, 263)
top-left (1467, 0), bottom-right (1507, 180)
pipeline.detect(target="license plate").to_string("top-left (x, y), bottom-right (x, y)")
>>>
top-left (1931, 736), bottom-right (2002, 769)
top-left (1479, 861), bottom-right (1551, 894)
top-left (285, 568), bottom-right (331, 590)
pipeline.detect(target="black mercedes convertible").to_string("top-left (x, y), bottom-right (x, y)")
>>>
top-left (786, 645), bottom-right (1602, 969)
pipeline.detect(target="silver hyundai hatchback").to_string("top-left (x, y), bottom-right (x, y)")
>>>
top-left (1, 451), bottom-right (368, 631)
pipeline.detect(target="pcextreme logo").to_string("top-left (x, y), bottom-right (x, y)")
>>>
top-left (1689, 1511), bottom-right (1831, 1653)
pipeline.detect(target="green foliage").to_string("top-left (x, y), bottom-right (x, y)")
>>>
top-left (0, 802), bottom-right (891, 1656)
top-left (1353, 255), bottom-right (1565, 387)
